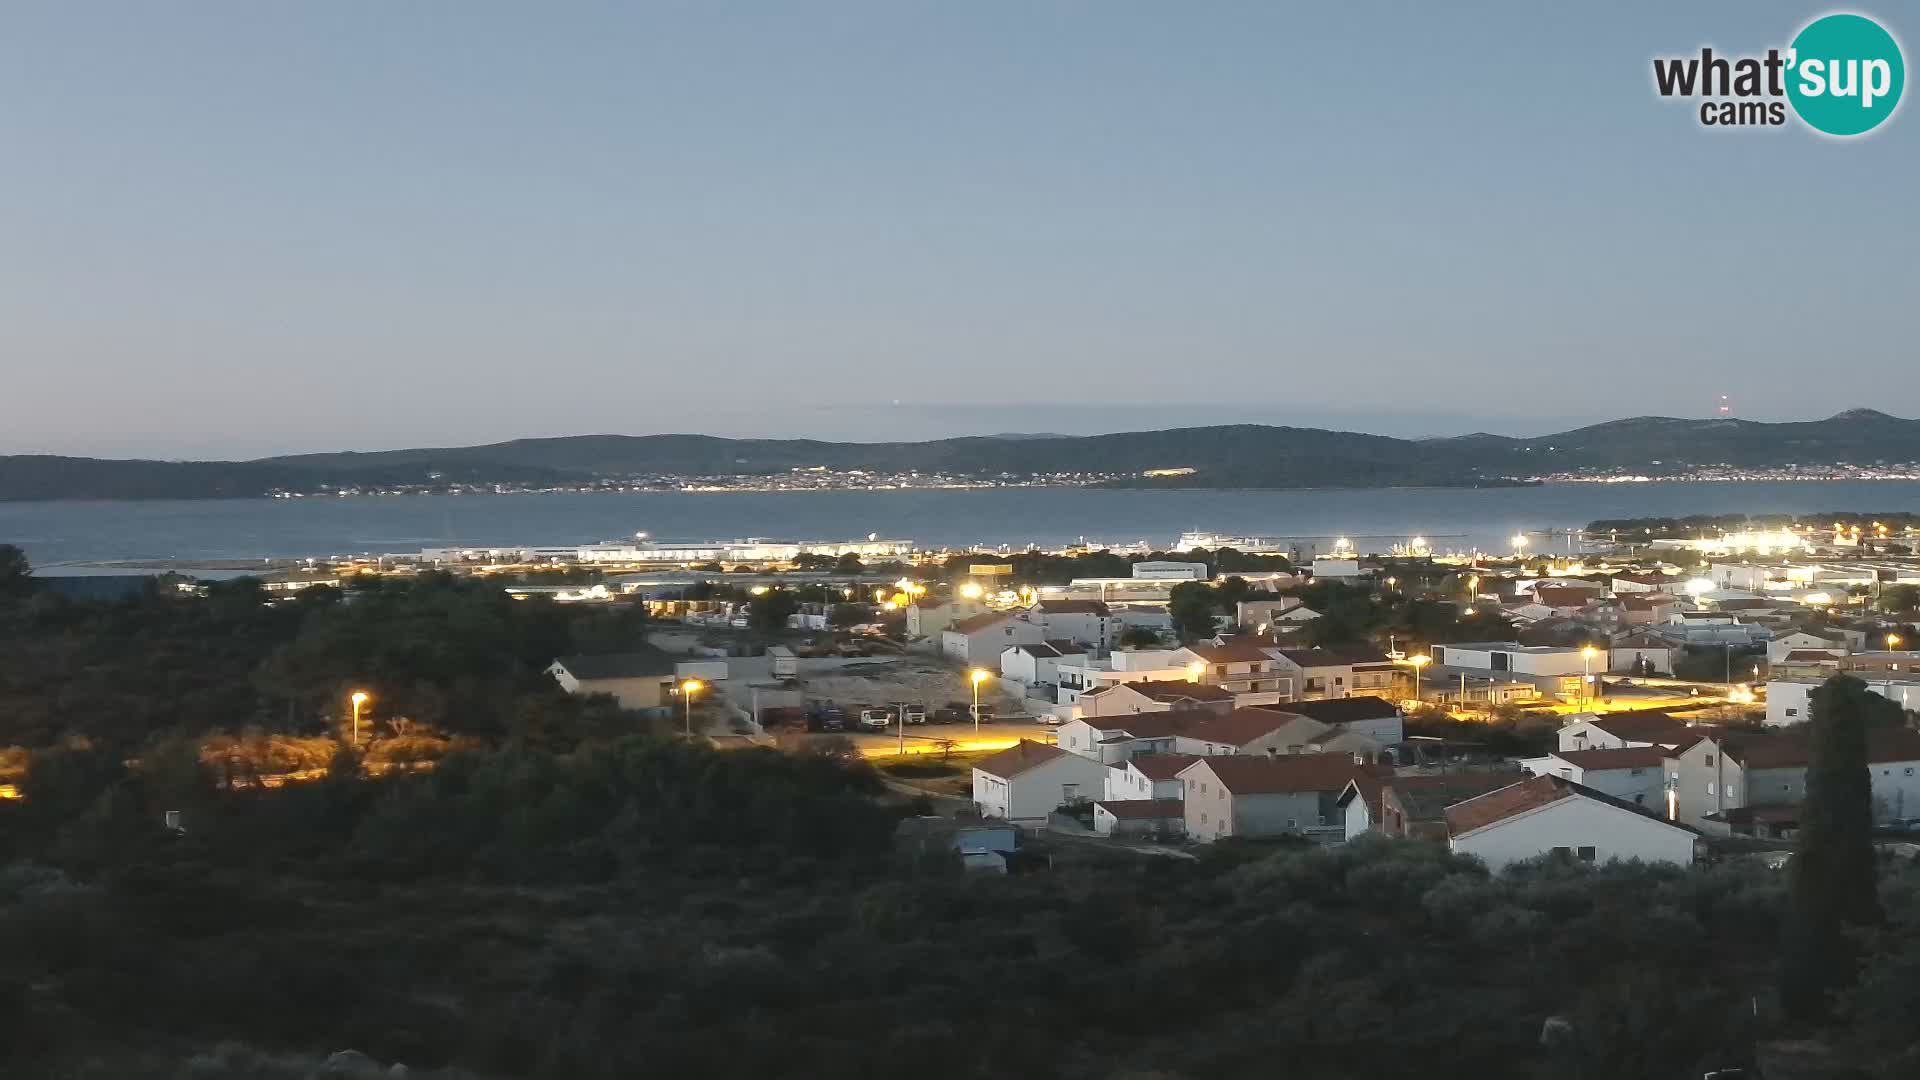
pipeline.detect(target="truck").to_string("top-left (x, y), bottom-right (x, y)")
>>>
top-left (767, 645), bottom-right (797, 680)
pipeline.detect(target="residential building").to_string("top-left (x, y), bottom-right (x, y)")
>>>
top-left (1431, 642), bottom-right (1607, 700)
top-left (1079, 680), bottom-right (1235, 718)
top-left (1767, 628), bottom-right (1849, 663)
top-left (1609, 632), bottom-right (1680, 675)
top-left (1619, 592), bottom-right (1681, 626)
top-left (547, 649), bottom-right (679, 711)
top-left (1093, 798), bottom-right (1187, 837)
top-left (1132, 561), bottom-right (1209, 580)
top-left (1057, 712), bottom-right (1205, 764)
top-left (1310, 558), bottom-right (1364, 581)
top-left (1027, 599), bottom-right (1117, 650)
top-left (1765, 676), bottom-right (1920, 727)
top-left (1662, 727), bottom-right (1920, 829)
top-left (1556, 711), bottom-right (1694, 753)
top-left (1269, 646), bottom-right (1395, 700)
top-left (1171, 708), bottom-right (1343, 758)
top-left (1444, 774), bottom-right (1698, 872)
top-left (1181, 753), bottom-right (1374, 843)
top-left (1274, 696), bottom-right (1405, 746)
top-left (1339, 770), bottom-right (1528, 842)
top-left (1053, 648), bottom-right (1190, 704)
top-left (999, 640), bottom-right (1085, 691)
top-left (905, 599), bottom-right (986, 640)
top-left (1103, 752), bottom-right (1200, 802)
top-left (1236, 597), bottom-right (1310, 630)
top-left (1172, 641), bottom-right (1295, 697)
top-left (1520, 747), bottom-right (1666, 809)
top-left (971, 740), bottom-right (1111, 824)
top-left (941, 612), bottom-right (1046, 666)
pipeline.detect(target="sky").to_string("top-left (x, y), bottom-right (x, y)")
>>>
top-left (2, 2), bottom-right (1915, 459)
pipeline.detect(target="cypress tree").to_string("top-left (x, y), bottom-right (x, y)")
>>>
top-left (1780, 674), bottom-right (1892, 1022)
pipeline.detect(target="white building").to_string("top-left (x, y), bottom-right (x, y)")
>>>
top-left (547, 651), bottom-right (678, 711)
top-left (1431, 642), bottom-right (1605, 677)
top-left (1766, 676), bottom-right (1920, 727)
top-left (1310, 558), bottom-right (1364, 581)
top-left (1767, 628), bottom-right (1849, 663)
top-left (1519, 747), bottom-right (1666, 810)
top-left (1103, 753), bottom-right (1200, 802)
top-left (941, 612), bottom-right (1046, 666)
top-left (1556, 712), bottom-right (1694, 753)
top-left (999, 641), bottom-right (1084, 691)
top-left (971, 740), bottom-right (1111, 824)
top-left (1131, 561), bottom-right (1209, 581)
top-left (1027, 600), bottom-right (1117, 650)
top-left (1444, 775), bottom-right (1697, 873)
top-left (907, 600), bottom-right (986, 640)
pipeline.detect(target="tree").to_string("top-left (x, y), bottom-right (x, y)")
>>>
top-left (748, 589), bottom-right (801, 637)
top-left (1167, 581), bottom-right (1219, 642)
top-left (0, 544), bottom-right (30, 597)
top-left (1877, 584), bottom-right (1920, 614)
top-left (1117, 625), bottom-right (1162, 649)
top-left (832, 553), bottom-right (865, 575)
top-left (828, 603), bottom-right (867, 628)
top-left (1216, 576), bottom-right (1253, 610)
top-left (1781, 675), bottom-right (1893, 1022)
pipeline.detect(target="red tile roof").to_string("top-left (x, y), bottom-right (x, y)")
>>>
top-left (1552, 746), bottom-right (1669, 771)
top-left (1621, 594), bottom-right (1679, 610)
top-left (1274, 697), bottom-right (1402, 726)
top-left (1184, 752), bottom-right (1374, 795)
top-left (1182, 708), bottom-right (1307, 748)
top-left (1128, 753), bottom-right (1201, 781)
top-left (972, 739), bottom-right (1069, 779)
top-left (1034, 599), bottom-right (1111, 616)
top-left (1185, 640), bottom-right (1279, 664)
top-left (1535, 586), bottom-right (1602, 607)
top-left (1132, 681), bottom-right (1235, 703)
top-left (1780, 649), bottom-right (1843, 663)
top-left (1274, 646), bottom-right (1389, 668)
top-left (950, 611), bottom-right (1019, 634)
top-left (1581, 710), bottom-right (1691, 743)
top-left (1725, 727), bottom-right (1920, 770)
top-left (1079, 712), bottom-right (1208, 737)
top-left (1444, 773), bottom-right (1693, 838)
top-left (1094, 798), bottom-right (1184, 820)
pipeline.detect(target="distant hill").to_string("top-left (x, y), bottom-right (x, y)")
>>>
top-left (4, 411), bottom-right (1918, 501)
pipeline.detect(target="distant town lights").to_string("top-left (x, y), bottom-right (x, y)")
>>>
top-left (1683, 578), bottom-right (1715, 596)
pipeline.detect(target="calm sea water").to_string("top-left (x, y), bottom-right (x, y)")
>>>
top-left (4, 481), bottom-right (1918, 566)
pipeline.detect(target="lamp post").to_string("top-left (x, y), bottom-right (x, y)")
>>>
top-left (969, 668), bottom-right (990, 736)
top-left (1581, 646), bottom-right (1598, 711)
top-left (349, 691), bottom-right (370, 746)
top-left (681, 679), bottom-right (704, 737)
top-left (1409, 654), bottom-right (1430, 706)
top-left (1889, 632), bottom-right (1904, 652)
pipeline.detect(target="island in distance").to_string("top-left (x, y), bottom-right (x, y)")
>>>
top-left (3, 409), bottom-right (1919, 501)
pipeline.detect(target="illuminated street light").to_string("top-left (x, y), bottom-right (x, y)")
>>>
top-left (681, 679), bottom-right (704, 737)
top-left (1581, 645), bottom-right (1598, 710)
top-left (1889, 633), bottom-right (1904, 651)
top-left (958, 581), bottom-right (985, 600)
top-left (1511, 534), bottom-right (1529, 552)
top-left (1408, 654), bottom-right (1430, 704)
top-left (349, 690), bottom-right (370, 746)
top-left (1187, 661), bottom-right (1206, 682)
top-left (969, 668), bottom-right (991, 735)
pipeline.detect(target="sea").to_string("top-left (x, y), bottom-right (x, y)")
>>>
top-left (3, 480), bottom-right (1919, 570)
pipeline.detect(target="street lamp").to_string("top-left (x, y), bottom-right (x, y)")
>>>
top-left (680, 679), bottom-right (704, 737)
top-left (349, 691), bottom-right (370, 746)
top-left (969, 668), bottom-right (990, 735)
top-left (1581, 646), bottom-right (1598, 711)
top-left (1186, 661), bottom-right (1206, 683)
top-left (1888, 633), bottom-right (1904, 651)
top-left (1409, 654), bottom-right (1430, 705)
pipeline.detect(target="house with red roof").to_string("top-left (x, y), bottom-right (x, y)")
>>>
top-left (1663, 726), bottom-right (1920, 831)
top-left (1092, 798), bottom-right (1186, 838)
top-left (1519, 746), bottom-right (1667, 809)
top-left (971, 739), bottom-right (1110, 823)
top-left (1103, 752), bottom-right (1200, 802)
top-left (1444, 774), bottom-right (1698, 872)
top-left (941, 611), bottom-right (1045, 666)
top-left (1179, 753), bottom-right (1375, 843)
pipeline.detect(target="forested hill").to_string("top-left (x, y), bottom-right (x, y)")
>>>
top-left (4, 410), bottom-right (1919, 500)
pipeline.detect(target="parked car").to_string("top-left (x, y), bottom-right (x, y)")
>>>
top-left (932, 704), bottom-right (970, 724)
top-left (970, 703), bottom-right (996, 723)
top-left (858, 708), bottom-right (893, 730)
top-left (901, 704), bottom-right (927, 725)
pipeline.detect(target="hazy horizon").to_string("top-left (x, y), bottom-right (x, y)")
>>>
top-left (5, 2), bottom-right (1915, 458)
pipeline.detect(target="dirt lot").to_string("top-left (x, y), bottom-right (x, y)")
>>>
top-left (796, 655), bottom-right (1024, 714)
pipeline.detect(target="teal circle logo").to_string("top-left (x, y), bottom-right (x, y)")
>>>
top-left (1786, 13), bottom-right (1905, 136)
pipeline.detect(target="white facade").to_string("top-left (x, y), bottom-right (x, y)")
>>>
top-left (972, 753), bottom-right (1111, 823)
top-left (1310, 558), bottom-right (1363, 580)
top-left (1765, 677), bottom-right (1920, 727)
top-left (1520, 755), bottom-right (1664, 809)
top-left (1609, 644), bottom-right (1677, 675)
top-left (1028, 607), bottom-right (1116, 649)
top-left (1450, 791), bottom-right (1696, 873)
top-left (1768, 631), bottom-right (1847, 663)
top-left (1001, 644), bottom-right (1072, 689)
top-left (941, 616), bottom-right (1046, 666)
top-left (1432, 643), bottom-right (1604, 677)
top-left (1132, 561), bottom-right (1209, 580)
top-left (1103, 760), bottom-right (1187, 802)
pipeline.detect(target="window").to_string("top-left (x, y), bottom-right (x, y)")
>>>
top-left (1630, 767), bottom-right (1645, 777)
top-left (1728, 784), bottom-right (1737, 799)
top-left (1786, 708), bottom-right (1798, 717)
top-left (1707, 782), bottom-right (1716, 795)
top-left (1577, 846), bottom-right (1596, 862)
top-left (1062, 784), bottom-right (1079, 801)
top-left (1551, 846), bottom-right (1571, 857)
top-left (1286, 818), bottom-right (1298, 829)
top-left (1217, 789), bottom-right (1224, 801)
top-left (1704, 754), bottom-right (1714, 766)
top-left (1200, 812), bottom-right (1208, 824)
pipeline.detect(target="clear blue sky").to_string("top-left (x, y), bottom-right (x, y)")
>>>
top-left (3, 2), bottom-right (1914, 457)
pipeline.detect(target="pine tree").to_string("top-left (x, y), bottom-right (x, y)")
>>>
top-left (1780, 674), bottom-right (1890, 1022)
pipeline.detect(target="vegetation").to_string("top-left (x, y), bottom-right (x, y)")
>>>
top-left (11, 551), bottom-right (1920, 1074)
top-left (1781, 676), bottom-right (1896, 1022)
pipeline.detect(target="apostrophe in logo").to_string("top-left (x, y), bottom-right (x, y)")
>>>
top-left (1785, 13), bottom-right (1904, 136)
top-left (1651, 11), bottom-right (1904, 136)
